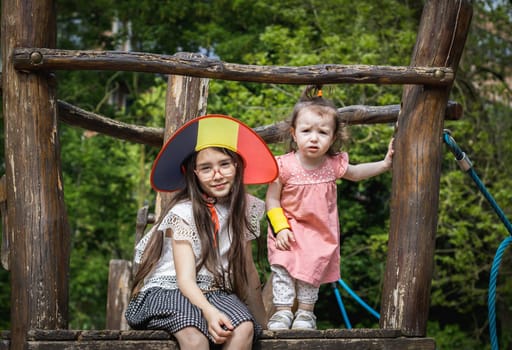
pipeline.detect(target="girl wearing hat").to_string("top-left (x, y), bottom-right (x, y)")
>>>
top-left (125, 115), bottom-right (278, 349)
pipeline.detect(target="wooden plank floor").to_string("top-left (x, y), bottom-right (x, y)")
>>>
top-left (1, 329), bottom-right (435, 350)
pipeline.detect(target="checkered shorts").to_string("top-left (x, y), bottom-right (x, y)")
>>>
top-left (125, 287), bottom-right (262, 342)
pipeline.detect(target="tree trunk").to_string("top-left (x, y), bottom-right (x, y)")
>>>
top-left (1, 0), bottom-right (70, 349)
top-left (380, 0), bottom-right (473, 336)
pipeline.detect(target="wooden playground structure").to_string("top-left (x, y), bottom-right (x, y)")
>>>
top-left (1, 0), bottom-right (473, 349)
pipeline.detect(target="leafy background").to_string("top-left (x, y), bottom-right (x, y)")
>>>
top-left (1, 0), bottom-right (511, 348)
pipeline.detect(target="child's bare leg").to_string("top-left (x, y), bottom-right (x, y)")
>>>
top-left (174, 327), bottom-right (209, 350)
top-left (223, 321), bottom-right (254, 350)
top-left (297, 302), bottom-right (314, 312)
top-left (275, 305), bottom-right (292, 311)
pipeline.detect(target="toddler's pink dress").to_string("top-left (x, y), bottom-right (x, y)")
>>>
top-left (267, 151), bottom-right (349, 287)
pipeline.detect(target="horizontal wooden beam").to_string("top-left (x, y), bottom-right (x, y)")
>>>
top-left (0, 329), bottom-right (437, 350)
top-left (58, 99), bottom-right (462, 146)
top-left (13, 48), bottom-right (454, 86)
top-left (57, 101), bottom-right (164, 147)
top-left (19, 338), bottom-right (436, 350)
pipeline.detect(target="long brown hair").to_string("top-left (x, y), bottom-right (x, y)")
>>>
top-left (131, 147), bottom-right (253, 299)
top-left (288, 84), bottom-right (349, 154)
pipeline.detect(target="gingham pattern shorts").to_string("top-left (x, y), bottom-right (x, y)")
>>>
top-left (125, 287), bottom-right (262, 343)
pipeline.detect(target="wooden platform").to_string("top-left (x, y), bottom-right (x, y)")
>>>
top-left (0, 329), bottom-right (435, 349)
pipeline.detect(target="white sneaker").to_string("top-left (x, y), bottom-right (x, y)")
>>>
top-left (291, 310), bottom-right (317, 330)
top-left (267, 310), bottom-right (293, 330)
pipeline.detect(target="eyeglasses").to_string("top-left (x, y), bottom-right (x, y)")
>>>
top-left (194, 159), bottom-right (236, 180)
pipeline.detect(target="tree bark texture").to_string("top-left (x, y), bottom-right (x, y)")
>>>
top-left (13, 49), bottom-right (454, 86)
top-left (2, 329), bottom-right (435, 350)
top-left (57, 100), bottom-right (164, 147)
top-left (105, 260), bottom-right (132, 330)
top-left (1, 0), bottom-right (70, 349)
top-left (0, 175), bottom-right (8, 270)
top-left (380, 0), bottom-right (473, 336)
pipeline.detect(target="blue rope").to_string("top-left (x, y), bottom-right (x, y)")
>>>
top-left (332, 278), bottom-right (380, 328)
top-left (443, 130), bottom-right (512, 350)
top-left (443, 131), bottom-right (512, 235)
top-left (338, 278), bottom-right (381, 320)
top-left (332, 282), bottom-right (352, 329)
top-left (488, 237), bottom-right (512, 350)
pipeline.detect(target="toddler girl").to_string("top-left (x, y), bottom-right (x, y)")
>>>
top-left (266, 86), bottom-right (394, 330)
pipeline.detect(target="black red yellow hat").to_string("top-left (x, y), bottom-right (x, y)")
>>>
top-left (151, 114), bottom-right (278, 192)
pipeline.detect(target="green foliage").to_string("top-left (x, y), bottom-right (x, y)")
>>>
top-left (429, 2), bottom-right (512, 345)
top-left (1, 4), bottom-right (511, 350)
top-left (428, 321), bottom-right (485, 350)
top-left (59, 77), bottom-right (169, 327)
top-left (0, 269), bottom-right (9, 329)
top-left (60, 126), bottom-right (141, 328)
top-left (69, 250), bottom-right (110, 329)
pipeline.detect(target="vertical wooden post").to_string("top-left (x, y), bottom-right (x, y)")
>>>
top-left (0, 176), bottom-right (9, 270)
top-left (156, 53), bottom-right (209, 215)
top-left (106, 259), bottom-right (132, 330)
top-left (380, 0), bottom-right (472, 336)
top-left (164, 58), bottom-right (209, 139)
top-left (1, 0), bottom-right (70, 349)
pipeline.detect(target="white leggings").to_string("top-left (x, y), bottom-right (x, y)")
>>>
top-left (271, 265), bottom-right (319, 307)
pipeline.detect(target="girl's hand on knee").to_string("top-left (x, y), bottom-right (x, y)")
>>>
top-left (275, 229), bottom-right (295, 251)
top-left (204, 307), bottom-right (233, 344)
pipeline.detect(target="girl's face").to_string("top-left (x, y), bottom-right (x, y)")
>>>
top-left (292, 108), bottom-right (336, 162)
top-left (194, 148), bottom-right (237, 199)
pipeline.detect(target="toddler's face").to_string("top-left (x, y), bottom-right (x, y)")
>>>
top-left (292, 109), bottom-right (336, 161)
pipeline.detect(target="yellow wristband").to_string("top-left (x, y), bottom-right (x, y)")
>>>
top-left (267, 207), bottom-right (290, 236)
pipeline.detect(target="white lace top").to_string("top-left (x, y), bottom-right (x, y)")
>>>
top-left (135, 194), bottom-right (265, 292)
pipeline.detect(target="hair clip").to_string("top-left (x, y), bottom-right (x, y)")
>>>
top-left (317, 89), bottom-right (323, 97)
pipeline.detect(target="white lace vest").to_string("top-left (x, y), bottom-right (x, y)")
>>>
top-left (134, 194), bottom-right (264, 292)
